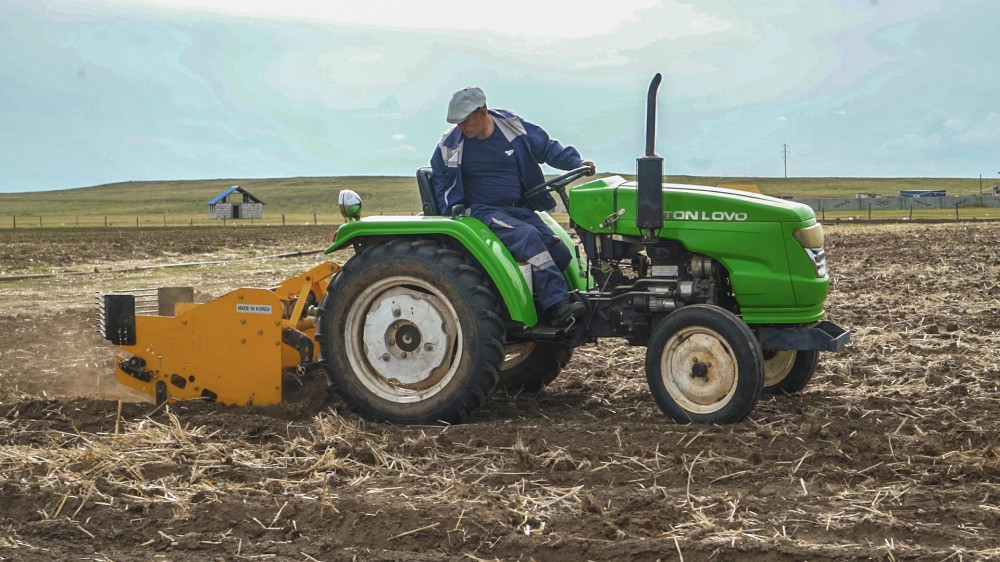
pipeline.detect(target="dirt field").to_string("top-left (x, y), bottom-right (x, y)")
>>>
top-left (1, 223), bottom-right (999, 561)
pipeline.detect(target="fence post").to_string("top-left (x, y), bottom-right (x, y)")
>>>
top-left (314, 213), bottom-right (318, 225)
top-left (282, 214), bottom-right (286, 226)
top-left (39, 216), bottom-right (42, 228)
top-left (868, 202), bottom-right (872, 221)
top-left (955, 203), bottom-right (959, 221)
top-left (909, 206), bottom-right (913, 220)
top-left (136, 217), bottom-right (139, 227)
top-left (12, 215), bottom-right (15, 229)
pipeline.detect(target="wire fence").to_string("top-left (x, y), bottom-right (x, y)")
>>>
top-left (2, 211), bottom-right (428, 230)
top-left (4, 202), bottom-right (1000, 230)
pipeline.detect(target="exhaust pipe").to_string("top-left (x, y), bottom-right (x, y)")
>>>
top-left (636, 73), bottom-right (664, 237)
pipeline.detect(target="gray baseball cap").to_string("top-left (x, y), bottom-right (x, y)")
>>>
top-left (446, 86), bottom-right (486, 124)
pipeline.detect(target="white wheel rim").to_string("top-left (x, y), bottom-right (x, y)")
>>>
top-left (502, 342), bottom-right (537, 371)
top-left (344, 276), bottom-right (460, 403)
top-left (660, 326), bottom-right (739, 415)
top-left (763, 350), bottom-right (796, 387)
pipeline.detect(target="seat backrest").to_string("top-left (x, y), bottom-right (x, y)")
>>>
top-left (415, 167), bottom-right (440, 216)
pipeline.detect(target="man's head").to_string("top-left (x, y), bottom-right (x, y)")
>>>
top-left (447, 87), bottom-right (493, 140)
top-left (446, 86), bottom-right (486, 124)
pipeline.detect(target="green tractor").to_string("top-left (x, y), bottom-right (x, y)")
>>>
top-left (317, 74), bottom-right (848, 425)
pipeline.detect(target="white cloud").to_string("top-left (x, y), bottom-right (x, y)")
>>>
top-left (881, 133), bottom-right (942, 152)
top-left (944, 119), bottom-right (966, 131)
top-left (381, 145), bottom-right (415, 153)
top-left (777, 116), bottom-right (787, 121)
top-left (119, 0), bottom-right (664, 39)
top-left (392, 134), bottom-right (406, 141)
top-left (949, 113), bottom-right (1000, 144)
top-left (348, 54), bottom-right (382, 64)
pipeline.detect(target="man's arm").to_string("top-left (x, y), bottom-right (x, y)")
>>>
top-left (429, 146), bottom-right (453, 214)
top-left (521, 118), bottom-right (587, 171)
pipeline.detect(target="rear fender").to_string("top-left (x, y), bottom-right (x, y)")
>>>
top-left (327, 216), bottom-right (538, 326)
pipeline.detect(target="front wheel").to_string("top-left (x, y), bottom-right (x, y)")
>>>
top-left (645, 305), bottom-right (764, 424)
top-left (318, 239), bottom-right (505, 424)
top-left (763, 350), bottom-right (819, 395)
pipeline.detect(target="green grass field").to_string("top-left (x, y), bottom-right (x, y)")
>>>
top-left (1, 174), bottom-right (997, 228)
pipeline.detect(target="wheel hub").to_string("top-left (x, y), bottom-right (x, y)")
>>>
top-left (662, 328), bottom-right (738, 413)
top-left (393, 323), bottom-right (422, 352)
top-left (690, 360), bottom-right (708, 378)
top-left (360, 286), bottom-right (454, 387)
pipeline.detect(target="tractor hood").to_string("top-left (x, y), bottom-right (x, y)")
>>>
top-left (570, 176), bottom-right (815, 234)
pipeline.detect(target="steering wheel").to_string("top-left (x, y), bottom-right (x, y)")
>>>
top-left (523, 165), bottom-right (594, 201)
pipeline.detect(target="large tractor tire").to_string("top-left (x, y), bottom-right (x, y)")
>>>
top-left (645, 305), bottom-right (764, 424)
top-left (762, 350), bottom-right (819, 395)
top-left (496, 342), bottom-right (574, 392)
top-left (318, 239), bottom-right (505, 424)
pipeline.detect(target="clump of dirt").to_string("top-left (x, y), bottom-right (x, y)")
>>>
top-left (1, 222), bottom-right (1000, 561)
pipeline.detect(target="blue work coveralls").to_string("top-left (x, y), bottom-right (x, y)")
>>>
top-left (430, 109), bottom-right (585, 312)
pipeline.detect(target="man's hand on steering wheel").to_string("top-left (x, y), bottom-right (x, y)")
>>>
top-left (523, 161), bottom-right (598, 201)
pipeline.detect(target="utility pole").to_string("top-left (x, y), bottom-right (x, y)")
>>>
top-left (782, 144), bottom-right (789, 178)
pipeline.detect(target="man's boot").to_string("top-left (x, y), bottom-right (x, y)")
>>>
top-left (549, 300), bottom-right (585, 326)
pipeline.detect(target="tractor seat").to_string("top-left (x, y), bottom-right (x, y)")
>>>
top-left (416, 167), bottom-right (441, 216)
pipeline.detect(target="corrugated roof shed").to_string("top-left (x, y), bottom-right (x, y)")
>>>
top-left (207, 186), bottom-right (264, 205)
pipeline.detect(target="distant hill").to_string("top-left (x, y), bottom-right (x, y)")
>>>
top-left (0, 174), bottom-right (991, 226)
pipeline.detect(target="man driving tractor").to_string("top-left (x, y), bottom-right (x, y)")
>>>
top-left (429, 86), bottom-right (596, 326)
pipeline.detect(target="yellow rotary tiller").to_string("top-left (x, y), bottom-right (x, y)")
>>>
top-left (98, 261), bottom-right (341, 406)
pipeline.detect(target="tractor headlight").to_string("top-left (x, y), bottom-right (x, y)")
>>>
top-left (793, 223), bottom-right (827, 278)
top-left (338, 190), bottom-right (363, 222)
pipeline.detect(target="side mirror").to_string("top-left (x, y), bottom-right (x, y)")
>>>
top-left (338, 190), bottom-right (363, 221)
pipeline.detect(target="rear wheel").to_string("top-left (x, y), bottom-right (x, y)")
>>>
top-left (763, 350), bottom-right (819, 395)
top-left (645, 305), bottom-right (764, 424)
top-left (496, 342), bottom-right (574, 392)
top-left (318, 239), bottom-right (504, 424)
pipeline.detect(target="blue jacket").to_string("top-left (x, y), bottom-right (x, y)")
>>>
top-left (430, 109), bottom-right (584, 214)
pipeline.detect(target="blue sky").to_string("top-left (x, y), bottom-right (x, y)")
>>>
top-left (1, 0), bottom-right (997, 192)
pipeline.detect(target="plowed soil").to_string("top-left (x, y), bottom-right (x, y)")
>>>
top-left (1, 223), bottom-right (999, 561)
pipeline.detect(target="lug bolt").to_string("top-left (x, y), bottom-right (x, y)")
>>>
top-left (424, 343), bottom-right (434, 351)
top-left (381, 353), bottom-right (391, 361)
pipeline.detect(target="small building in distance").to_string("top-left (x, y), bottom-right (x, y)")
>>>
top-left (208, 186), bottom-right (264, 220)
top-left (900, 189), bottom-right (946, 198)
